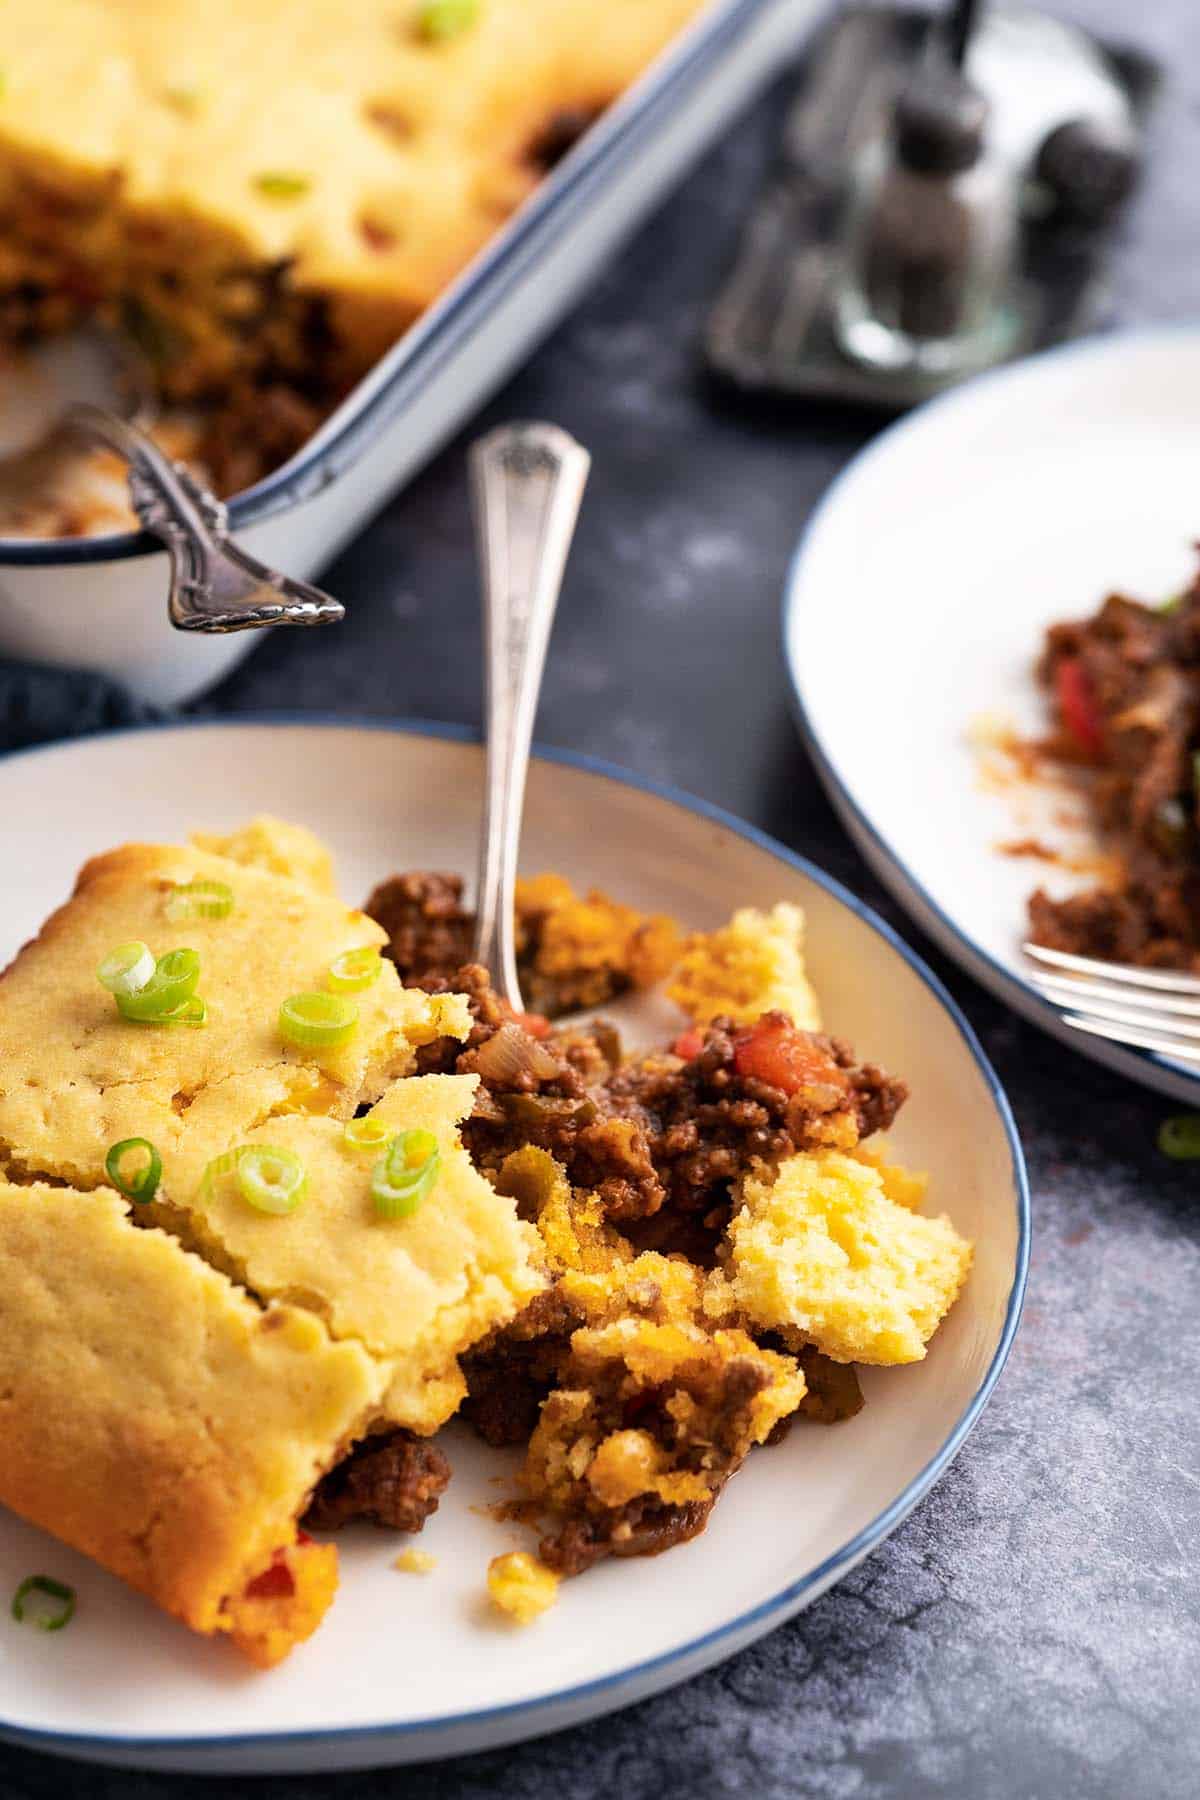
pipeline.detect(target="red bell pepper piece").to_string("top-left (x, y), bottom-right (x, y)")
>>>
top-left (1054, 657), bottom-right (1104, 758)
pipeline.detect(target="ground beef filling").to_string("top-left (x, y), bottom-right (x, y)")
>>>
top-left (400, 959), bottom-right (907, 1241)
top-left (305, 1430), bottom-right (451, 1533)
top-left (1029, 573), bottom-right (1200, 967)
top-left (459, 1288), bottom-right (581, 1448)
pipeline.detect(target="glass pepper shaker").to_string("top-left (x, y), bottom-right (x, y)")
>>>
top-left (833, 65), bottom-right (1017, 377)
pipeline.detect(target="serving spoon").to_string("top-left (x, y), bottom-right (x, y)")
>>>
top-left (469, 421), bottom-right (591, 1010)
top-left (0, 329), bottom-right (342, 632)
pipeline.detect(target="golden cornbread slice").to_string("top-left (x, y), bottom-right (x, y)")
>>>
top-left (159, 1074), bottom-right (545, 1435)
top-left (711, 1151), bottom-right (972, 1366)
top-left (190, 816), bottom-right (337, 894)
top-left (0, 1178), bottom-right (385, 1662)
top-left (0, 840), bottom-right (469, 1188)
top-left (666, 902), bottom-right (822, 1031)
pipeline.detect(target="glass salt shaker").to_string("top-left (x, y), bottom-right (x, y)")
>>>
top-left (833, 66), bottom-right (1017, 378)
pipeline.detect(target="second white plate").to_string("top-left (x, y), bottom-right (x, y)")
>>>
top-left (786, 327), bottom-right (1200, 1104)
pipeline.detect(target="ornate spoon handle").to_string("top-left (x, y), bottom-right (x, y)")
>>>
top-left (470, 421), bottom-right (591, 1008)
top-left (67, 403), bottom-right (344, 634)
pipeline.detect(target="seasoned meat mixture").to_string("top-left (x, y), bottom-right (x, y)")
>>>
top-left (365, 869), bottom-right (678, 1017)
top-left (351, 865), bottom-right (931, 1596)
top-left (1028, 565), bottom-right (1200, 967)
top-left (448, 998), bottom-right (905, 1240)
top-left (305, 1430), bottom-right (451, 1534)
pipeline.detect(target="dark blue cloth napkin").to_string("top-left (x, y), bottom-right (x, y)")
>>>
top-left (0, 660), bottom-right (163, 755)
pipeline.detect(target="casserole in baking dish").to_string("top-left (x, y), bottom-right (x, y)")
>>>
top-left (0, 0), bottom-right (820, 704)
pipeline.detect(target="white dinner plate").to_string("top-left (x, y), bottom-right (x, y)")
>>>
top-left (785, 327), bottom-right (1200, 1105)
top-left (0, 719), bottom-right (1028, 1774)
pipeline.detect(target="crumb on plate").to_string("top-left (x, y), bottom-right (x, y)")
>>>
top-left (394, 1549), bottom-right (437, 1575)
top-left (487, 1551), bottom-right (560, 1624)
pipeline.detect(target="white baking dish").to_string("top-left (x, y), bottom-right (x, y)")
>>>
top-left (0, 0), bottom-right (823, 707)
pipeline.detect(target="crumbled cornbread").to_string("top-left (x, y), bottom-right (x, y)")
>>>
top-left (515, 872), bottom-right (680, 1013)
top-left (395, 1549), bottom-right (437, 1576)
top-left (851, 1142), bottom-right (930, 1212)
top-left (190, 816), bottom-right (337, 894)
top-left (494, 1144), bottom-right (632, 1277)
top-left (712, 1151), bottom-right (972, 1366)
top-left (524, 1253), bottom-right (805, 1570)
top-left (666, 902), bottom-right (821, 1031)
top-left (487, 1552), bottom-right (560, 1624)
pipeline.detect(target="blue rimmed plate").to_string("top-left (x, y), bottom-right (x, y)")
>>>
top-left (785, 327), bottom-right (1200, 1106)
top-left (0, 719), bottom-right (1028, 1773)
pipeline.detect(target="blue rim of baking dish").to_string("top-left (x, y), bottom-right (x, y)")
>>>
top-left (0, 715), bottom-right (1031, 1764)
top-left (780, 324), bottom-right (1200, 1103)
top-left (0, 0), bottom-right (791, 570)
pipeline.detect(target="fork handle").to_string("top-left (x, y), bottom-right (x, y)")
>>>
top-left (470, 422), bottom-right (590, 1008)
top-left (65, 403), bottom-right (344, 634)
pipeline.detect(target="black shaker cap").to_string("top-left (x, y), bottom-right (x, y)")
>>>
top-left (892, 68), bottom-right (989, 176)
top-left (1034, 115), bottom-right (1142, 225)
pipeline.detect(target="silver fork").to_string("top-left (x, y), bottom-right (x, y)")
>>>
top-left (469, 421), bottom-right (591, 1009)
top-left (1024, 940), bottom-right (1200, 1062)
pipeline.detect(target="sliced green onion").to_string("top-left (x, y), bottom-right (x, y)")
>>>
top-left (1192, 752), bottom-right (1200, 797)
top-left (1160, 589), bottom-right (1186, 615)
top-left (105, 1138), bottom-right (162, 1205)
top-left (118, 991), bottom-right (207, 1028)
top-left (254, 170), bottom-right (311, 199)
top-left (12, 1575), bottom-right (75, 1632)
top-left (97, 940), bottom-right (155, 997)
top-left (371, 1128), bottom-right (440, 1220)
top-left (1158, 1114), bottom-right (1200, 1159)
top-left (200, 1146), bottom-right (243, 1195)
top-left (279, 991), bottom-right (359, 1049)
top-left (326, 947), bottom-right (383, 994)
top-left (343, 1115), bottom-right (392, 1153)
top-left (166, 879), bottom-right (234, 922)
top-left (417, 0), bottom-right (479, 40)
top-left (237, 1145), bottom-right (307, 1216)
top-left (114, 947), bottom-right (201, 1020)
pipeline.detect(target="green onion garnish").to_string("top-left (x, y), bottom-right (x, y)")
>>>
top-left (113, 947), bottom-right (201, 1021)
top-left (105, 1138), bottom-right (162, 1205)
top-left (416, 0), bottom-right (479, 40)
top-left (236, 1145), bottom-right (307, 1216)
top-left (117, 994), bottom-right (206, 1028)
top-left (97, 940), bottom-right (156, 997)
top-left (344, 1115), bottom-right (392, 1153)
top-left (12, 1576), bottom-right (75, 1632)
top-left (279, 991), bottom-right (359, 1049)
top-left (1158, 1114), bottom-right (1200, 1159)
top-left (254, 171), bottom-right (311, 200)
top-left (166, 879), bottom-right (234, 922)
top-left (371, 1128), bottom-right (439, 1220)
top-left (326, 947), bottom-right (383, 994)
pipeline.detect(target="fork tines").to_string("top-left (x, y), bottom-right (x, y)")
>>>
top-left (1022, 940), bottom-right (1200, 1063)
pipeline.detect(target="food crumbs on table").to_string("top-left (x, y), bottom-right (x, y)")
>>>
top-left (487, 1552), bottom-right (559, 1624)
top-left (394, 1549), bottom-right (436, 1575)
